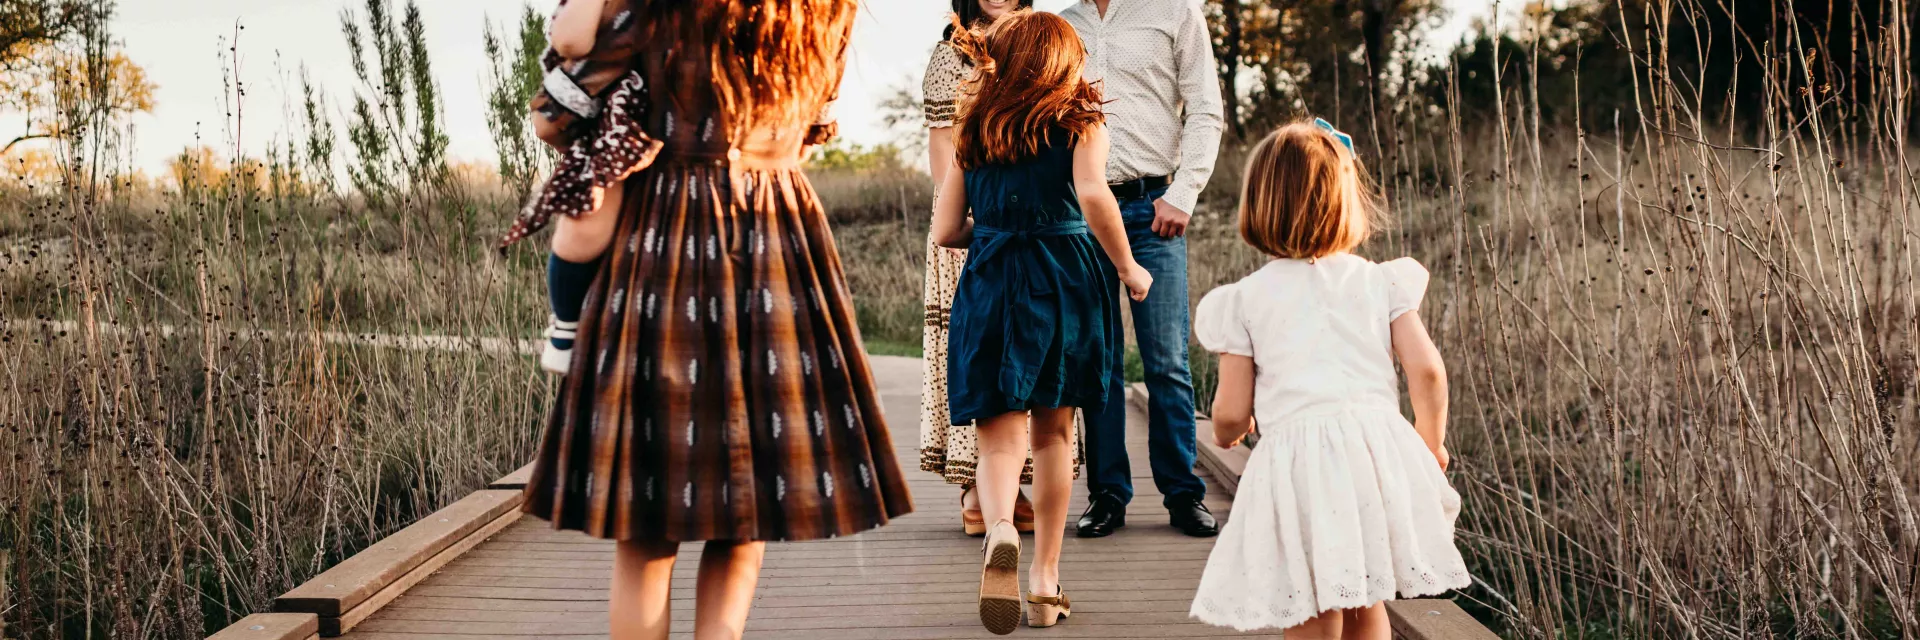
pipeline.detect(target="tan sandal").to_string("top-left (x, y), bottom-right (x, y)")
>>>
top-left (962, 488), bottom-right (987, 536)
top-left (1013, 491), bottom-right (1036, 533)
top-left (1025, 587), bottom-right (1071, 628)
top-left (961, 487), bottom-right (1036, 536)
top-left (978, 520), bottom-right (1022, 635)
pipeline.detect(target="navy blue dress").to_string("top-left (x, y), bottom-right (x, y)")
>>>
top-left (946, 131), bottom-right (1122, 425)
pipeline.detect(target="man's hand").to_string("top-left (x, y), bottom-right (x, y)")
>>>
top-left (1149, 198), bottom-right (1190, 238)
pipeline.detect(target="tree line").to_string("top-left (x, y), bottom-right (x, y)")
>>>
top-left (1208, 0), bottom-right (1916, 147)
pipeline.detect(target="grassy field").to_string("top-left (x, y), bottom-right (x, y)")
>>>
top-left (6, 18), bottom-right (1920, 640)
top-left (8, 129), bottom-right (1920, 638)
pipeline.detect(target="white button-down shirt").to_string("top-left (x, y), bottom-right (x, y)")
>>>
top-left (1061, 0), bottom-right (1225, 214)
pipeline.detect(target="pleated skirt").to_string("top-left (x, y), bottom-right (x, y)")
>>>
top-left (523, 162), bottom-right (915, 542)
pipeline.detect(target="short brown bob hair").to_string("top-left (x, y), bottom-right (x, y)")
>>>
top-left (1237, 121), bottom-right (1383, 260)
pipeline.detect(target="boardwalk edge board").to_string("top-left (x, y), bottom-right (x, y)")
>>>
top-left (204, 613), bottom-right (319, 640)
top-left (1386, 599), bottom-right (1503, 640)
top-left (487, 463), bottom-right (536, 490)
top-left (318, 507), bottom-right (524, 636)
top-left (1126, 383), bottom-right (1496, 639)
top-left (205, 467), bottom-right (529, 639)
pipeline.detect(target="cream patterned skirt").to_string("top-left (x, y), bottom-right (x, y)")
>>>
top-left (917, 225), bottom-right (1083, 486)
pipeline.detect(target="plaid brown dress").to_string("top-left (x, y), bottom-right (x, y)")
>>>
top-left (519, 13), bottom-right (913, 542)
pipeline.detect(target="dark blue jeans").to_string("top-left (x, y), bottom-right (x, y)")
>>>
top-left (1087, 186), bottom-right (1206, 507)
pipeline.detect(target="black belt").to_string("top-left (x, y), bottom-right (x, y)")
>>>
top-left (1109, 175), bottom-right (1170, 201)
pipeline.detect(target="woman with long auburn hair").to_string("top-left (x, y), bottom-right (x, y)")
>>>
top-left (930, 10), bottom-right (1152, 634)
top-left (502, 2), bottom-right (914, 638)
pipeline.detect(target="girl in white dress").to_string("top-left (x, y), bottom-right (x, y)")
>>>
top-left (1188, 120), bottom-right (1471, 638)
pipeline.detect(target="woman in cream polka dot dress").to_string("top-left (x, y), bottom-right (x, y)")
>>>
top-left (917, 0), bottom-right (1085, 537)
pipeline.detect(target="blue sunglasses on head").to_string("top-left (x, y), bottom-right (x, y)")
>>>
top-left (1313, 117), bottom-right (1354, 152)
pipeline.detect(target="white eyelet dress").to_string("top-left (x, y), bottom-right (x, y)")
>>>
top-left (1187, 254), bottom-right (1471, 630)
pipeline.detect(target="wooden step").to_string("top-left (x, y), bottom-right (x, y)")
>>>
top-left (205, 613), bottom-right (318, 640)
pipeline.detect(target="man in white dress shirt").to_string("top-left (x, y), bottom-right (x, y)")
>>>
top-left (1061, 0), bottom-right (1225, 538)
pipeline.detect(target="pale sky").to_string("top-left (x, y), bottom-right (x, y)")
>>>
top-left (100, 0), bottom-right (1498, 174)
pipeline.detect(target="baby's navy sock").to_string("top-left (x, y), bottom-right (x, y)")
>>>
top-left (547, 253), bottom-right (603, 350)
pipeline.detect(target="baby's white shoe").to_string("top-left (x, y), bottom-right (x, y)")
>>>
top-left (541, 318), bottom-right (578, 374)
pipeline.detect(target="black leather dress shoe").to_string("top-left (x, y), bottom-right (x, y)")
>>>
top-left (1168, 498), bottom-right (1218, 537)
top-left (1075, 493), bottom-right (1126, 538)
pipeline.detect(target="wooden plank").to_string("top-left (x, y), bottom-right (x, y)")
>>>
top-left (349, 630), bottom-right (606, 634)
top-left (379, 595), bottom-right (607, 613)
top-left (737, 626), bottom-right (1261, 639)
top-left (436, 563), bottom-right (1210, 583)
top-left (470, 538), bottom-right (1205, 557)
top-left (488, 463), bottom-right (535, 490)
top-left (276, 489), bottom-right (523, 617)
top-left (1387, 599), bottom-right (1499, 640)
top-left (322, 506), bottom-right (523, 636)
top-left (421, 573), bottom-right (1209, 595)
top-left (205, 613), bottom-right (319, 640)
top-left (382, 597), bottom-right (1201, 618)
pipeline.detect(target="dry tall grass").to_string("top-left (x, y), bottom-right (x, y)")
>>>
top-left (1394, 5), bottom-right (1919, 634)
top-left (6, 0), bottom-right (1918, 637)
top-left (1, 158), bottom-right (554, 638)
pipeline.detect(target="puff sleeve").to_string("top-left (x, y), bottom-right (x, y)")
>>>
top-left (529, 0), bottom-right (646, 150)
top-left (804, 99), bottom-right (840, 147)
top-left (803, 34), bottom-right (854, 147)
top-left (922, 42), bottom-right (964, 129)
top-left (1193, 284), bottom-right (1254, 357)
top-left (1382, 257), bottom-right (1430, 321)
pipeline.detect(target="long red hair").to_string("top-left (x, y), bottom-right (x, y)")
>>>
top-left (632, 1), bottom-right (857, 137)
top-left (948, 10), bottom-right (1104, 169)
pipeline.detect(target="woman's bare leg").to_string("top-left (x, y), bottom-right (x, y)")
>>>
top-left (692, 539), bottom-right (767, 640)
top-left (975, 412), bottom-right (1030, 529)
top-left (609, 538), bottom-right (678, 640)
top-left (1342, 603), bottom-right (1390, 640)
top-left (1024, 406), bottom-right (1074, 597)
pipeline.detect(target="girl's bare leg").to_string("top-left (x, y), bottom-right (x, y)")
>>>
top-left (1024, 406), bottom-right (1074, 597)
top-left (692, 540), bottom-right (767, 640)
top-left (1284, 608), bottom-right (1344, 640)
top-left (1342, 603), bottom-right (1390, 640)
top-left (975, 412), bottom-right (1030, 529)
top-left (609, 538), bottom-right (678, 640)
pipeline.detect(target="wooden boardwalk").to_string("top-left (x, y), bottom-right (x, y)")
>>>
top-left (341, 356), bottom-right (1272, 639)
